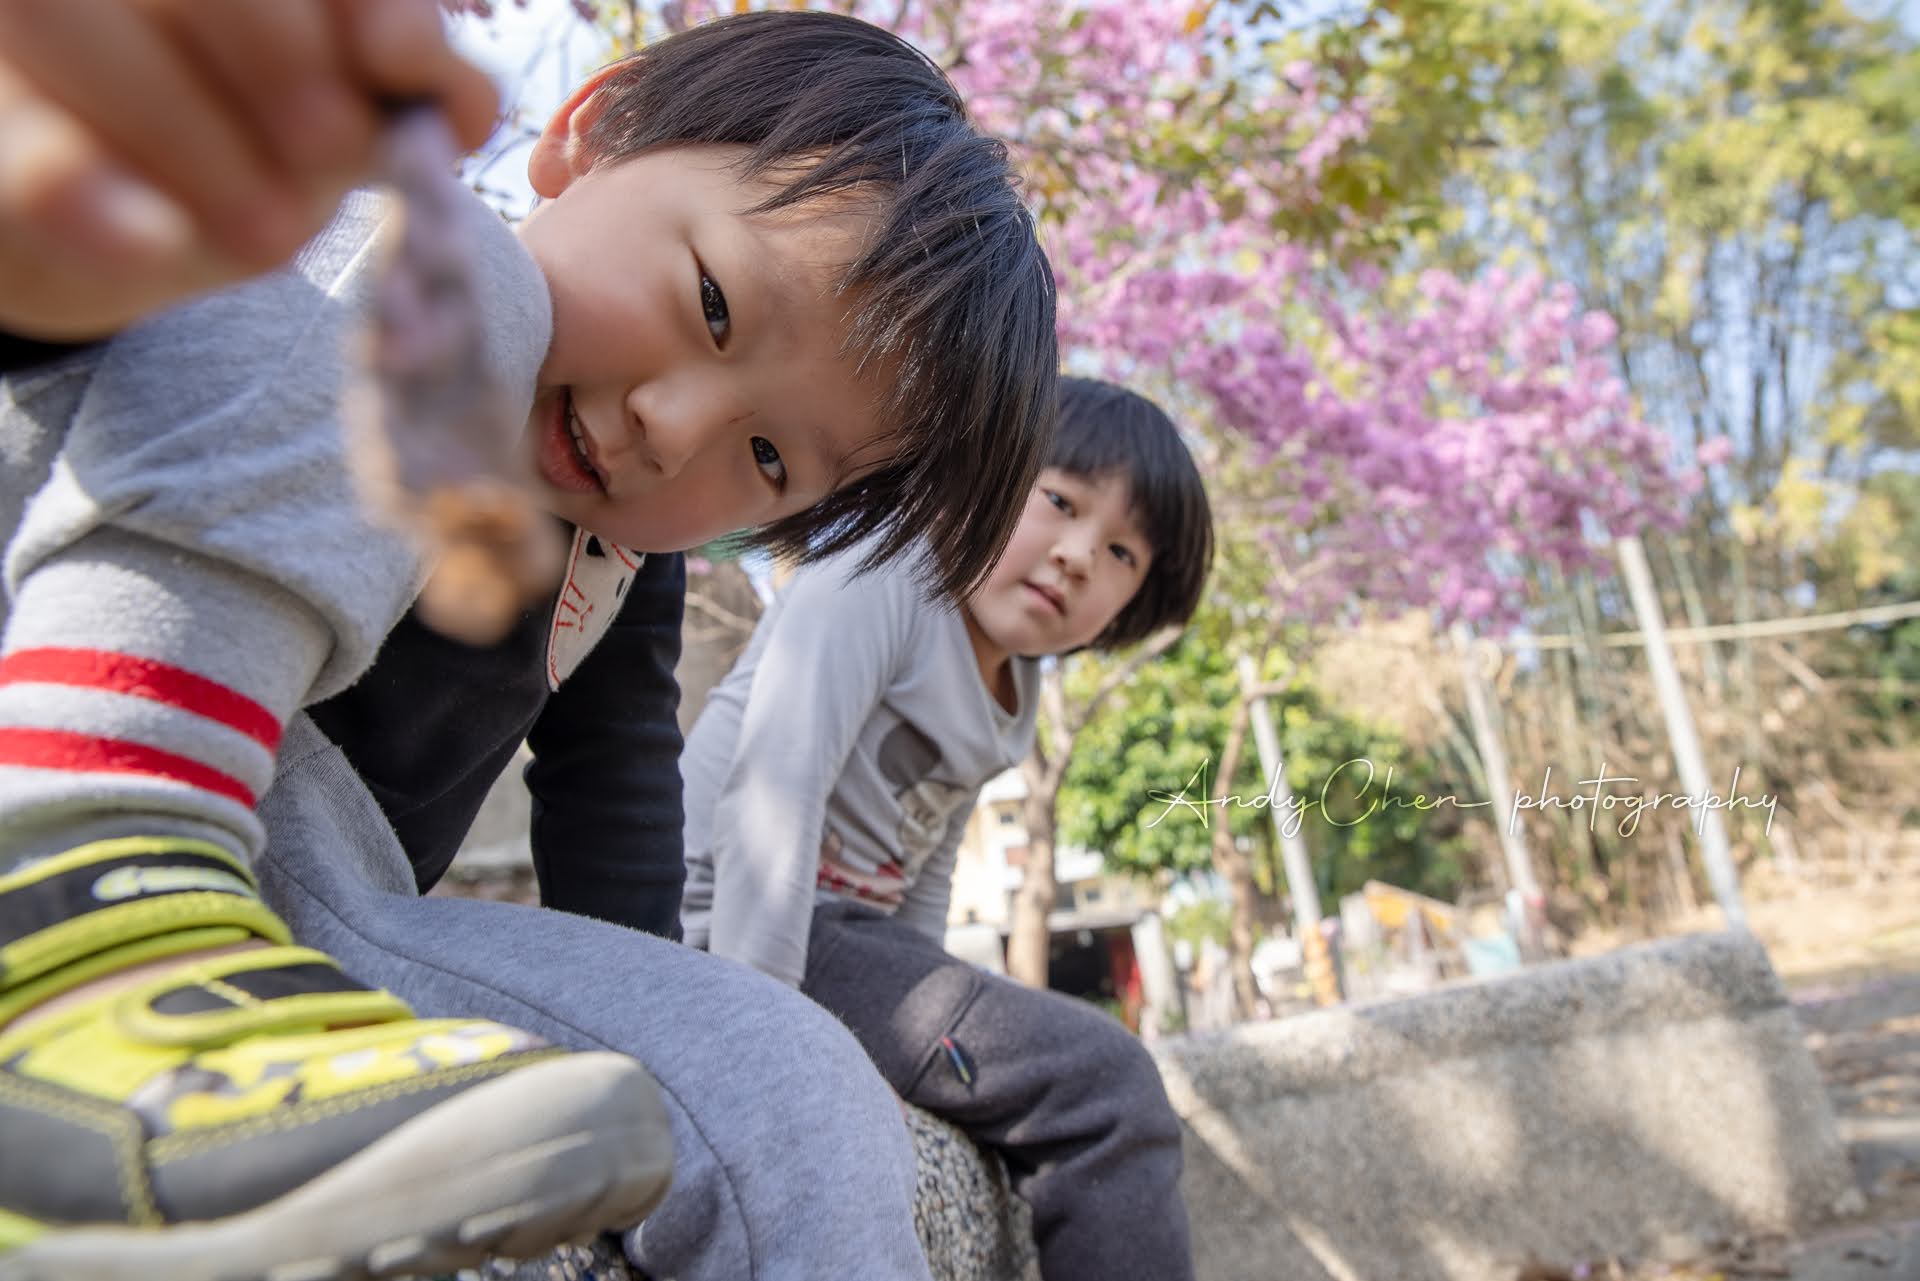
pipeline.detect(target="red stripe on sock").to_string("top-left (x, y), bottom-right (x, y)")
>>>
top-left (0, 648), bottom-right (280, 750)
top-left (0, 728), bottom-right (256, 808)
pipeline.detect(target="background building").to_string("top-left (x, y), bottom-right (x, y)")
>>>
top-left (945, 768), bottom-right (1172, 1031)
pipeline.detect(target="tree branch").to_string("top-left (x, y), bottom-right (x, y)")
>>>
top-left (682, 590), bottom-right (759, 636)
top-left (1071, 626), bottom-right (1183, 732)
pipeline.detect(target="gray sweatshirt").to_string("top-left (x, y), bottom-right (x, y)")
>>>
top-left (0, 187), bottom-right (550, 870)
top-left (680, 546), bottom-right (1040, 987)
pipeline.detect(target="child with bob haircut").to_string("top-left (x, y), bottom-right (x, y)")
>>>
top-left (0, 11), bottom-right (1054, 1281)
top-left (682, 377), bottom-right (1215, 1281)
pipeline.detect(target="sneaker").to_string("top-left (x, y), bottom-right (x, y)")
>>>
top-left (0, 837), bottom-right (674, 1281)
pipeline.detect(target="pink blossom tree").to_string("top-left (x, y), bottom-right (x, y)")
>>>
top-left (459, 0), bottom-right (1716, 991)
top-left (816, 0), bottom-right (1712, 988)
top-left (598, 1), bottom-right (1702, 625)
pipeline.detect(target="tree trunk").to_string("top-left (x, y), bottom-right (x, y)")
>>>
top-left (1005, 751), bottom-right (1059, 988)
top-left (1549, 644), bottom-right (1602, 916)
top-left (1003, 639), bottom-right (1179, 990)
top-left (1728, 537), bottom-right (1767, 782)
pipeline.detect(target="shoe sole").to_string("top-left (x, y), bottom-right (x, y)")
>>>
top-left (1, 1051), bottom-right (673, 1281)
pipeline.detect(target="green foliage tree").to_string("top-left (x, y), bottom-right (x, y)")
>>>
top-left (1812, 468), bottom-right (1920, 735)
top-left (1422, 0), bottom-right (1920, 588)
top-left (1058, 625), bottom-right (1473, 910)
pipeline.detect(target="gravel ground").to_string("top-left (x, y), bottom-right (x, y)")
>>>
top-left (432, 869), bottom-right (1920, 1281)
top-left (1558, 898), bottom-right (1920, 1281)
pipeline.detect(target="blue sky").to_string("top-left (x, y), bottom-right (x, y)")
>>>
top-left (449, 0), bottom-right (610, 218)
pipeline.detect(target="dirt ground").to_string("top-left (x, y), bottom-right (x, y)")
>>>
top-left (1559, 873), bottom-right (1920, 1281)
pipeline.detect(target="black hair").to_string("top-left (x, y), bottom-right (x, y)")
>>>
top-left (1051, 377), bottom-right (1213, 649)
top-left (579, 10), bottom-right (1056, 600)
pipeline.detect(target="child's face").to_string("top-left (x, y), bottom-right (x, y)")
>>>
top-left (516, 141), bottom-right (896, 553)
top-left (967, 467), bottom-right (1152, 658)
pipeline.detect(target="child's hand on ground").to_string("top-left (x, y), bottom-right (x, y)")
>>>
top-left (0, 0), bottom-right (498, 340)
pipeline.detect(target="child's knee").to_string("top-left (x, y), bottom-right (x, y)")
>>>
top-left (721, 970), bottom-right (900, 1109)
top-left (1076, 1015), bottom-right (1180, 1144)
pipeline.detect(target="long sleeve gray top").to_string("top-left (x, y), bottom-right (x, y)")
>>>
top-left (680, 545), bottom-right (1039, 987)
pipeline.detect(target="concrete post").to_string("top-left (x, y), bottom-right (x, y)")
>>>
top-left (1451, 623), bottom-right (1544, 956)
top-left (1615, 535), bottom-right (1748, 930)
top-left (1235, 656), bottom-right (1342, 1005)
top-left (1235, 655), bottom-right (1321, 928)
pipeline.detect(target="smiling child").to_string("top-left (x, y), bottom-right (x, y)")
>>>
top-left (682, 377), bottom-right (1214, 1281)
top-left (0, 13), bottom-right (1054, 1281)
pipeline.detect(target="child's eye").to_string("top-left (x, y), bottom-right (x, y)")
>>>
top-left (751, 436), bottom-right (786, 490)
top-left (1043, 489), bottom-right (1072, 515)
top-left (699, 268), bottom-right (730, 347)
top-left (1110, 544), bottom-right (1137, 567)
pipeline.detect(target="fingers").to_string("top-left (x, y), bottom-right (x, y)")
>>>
top-left (152, 0), bottom-right (379, 193)
top-left (0, 58), bottom-right (187, 262)
top-left (0, 0), bottom-right (307, 269)
top-left (0, 56), bottom-right (233, 339)
top-left (0, 0), bottom-right (500, 339)
top-left (330, 0), bottom-right (501, 152)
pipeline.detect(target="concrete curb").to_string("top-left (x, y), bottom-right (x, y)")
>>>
top-left (1155, 931), bottom-right (1860, 1281)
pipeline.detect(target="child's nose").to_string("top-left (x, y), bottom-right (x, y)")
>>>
top-left (625, 384), bottom-right (716, 481)
top-left (642, 421), bottom-right (700, 480)
top-left (1053, 536), bottom-right (1092, 576)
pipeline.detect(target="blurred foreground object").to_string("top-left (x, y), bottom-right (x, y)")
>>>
top-left (353, 109), bottom-right (561, 645)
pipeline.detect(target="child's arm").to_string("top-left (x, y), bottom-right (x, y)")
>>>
top-left (703, 559), bottom-right (918, 987)
top-left (0, 183), bottom-right (550, 871)
top-left (0, 200), bottom-right (411, 866)
top-left (526, 551), bottom-right (689, 940)
top-left (891, 812), bottom-right (965, 943)
top-left (0, 0), bottom-right (497, 341)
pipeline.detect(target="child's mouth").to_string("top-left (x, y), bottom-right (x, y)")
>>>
top-left (538, 391), bottom-right (607, 496)
top-left (1023, 582), bottom-right (1065, 616)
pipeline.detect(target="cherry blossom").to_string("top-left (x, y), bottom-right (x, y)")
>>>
top-left (484, 1), bottom-right (1699, 625)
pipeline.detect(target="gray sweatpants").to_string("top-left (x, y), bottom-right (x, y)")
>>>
top-left (802, 900), bottom-right (1194, 1281)
top-left (255, 717), bottom-right (934, 1281)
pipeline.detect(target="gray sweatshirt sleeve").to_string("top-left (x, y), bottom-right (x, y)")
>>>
top-left (704, 560), bottom-right (917, 987)
top-left (0, 189), bottom-right (551, 870)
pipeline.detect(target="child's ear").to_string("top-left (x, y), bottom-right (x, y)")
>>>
top-left (527, 63), bottom-right (623, 199)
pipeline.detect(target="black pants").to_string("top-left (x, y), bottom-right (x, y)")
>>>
top-left (804, 901), bottom-right (1194, 1281)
